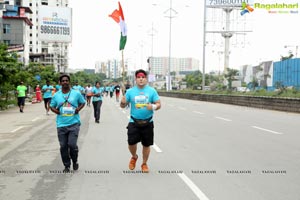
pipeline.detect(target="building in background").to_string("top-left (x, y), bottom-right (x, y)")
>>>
top-left (0, 2), bottom-right (32, 64)
top-left (0, 0), bottom-right (71, 72)
top-left (148, 57), bottom-right (199, 77)
top-left (95, 59), bottom-right (128, 80)
top-left (240, 58), bottom-right (300, 91)
top-left (240, 61), bottom-right (273, 90)
top-left (273, 58), bottom-right (300, 90)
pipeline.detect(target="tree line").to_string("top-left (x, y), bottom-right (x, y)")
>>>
top-left (0, 43), bottom-right (106, 109)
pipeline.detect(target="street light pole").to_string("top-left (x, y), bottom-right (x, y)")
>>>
top-left (148, 22), bottom-right (156, 74)
top-left (164, 0), bottom-right (177, 91)
top-left (202, 0), bottom-right (207, 91)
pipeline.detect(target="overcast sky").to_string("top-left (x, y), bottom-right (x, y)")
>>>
top-left (68, 0), bottom-right (300, 72)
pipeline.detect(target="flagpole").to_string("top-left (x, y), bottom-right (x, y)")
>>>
top-left (121, 49), bottom-right (125, 94)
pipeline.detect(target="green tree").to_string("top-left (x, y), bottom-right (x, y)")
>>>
top-left (70, 71), bottom-right (106, 86)
top-left (183, 70), bottom-right (202, 89)
top-left (0, 43), bottom-right (21, 86)
top-left (0, 43), bottom-right (22, 106)
top-left (249, 77), bottom-right (259, 91)
top-left (224, 68), bottom-right (239, 90)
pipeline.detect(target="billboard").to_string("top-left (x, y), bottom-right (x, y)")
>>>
top-left (38, 6), bottom-right (72, 42)
top-left (206, 0), bottom-right (254, 8)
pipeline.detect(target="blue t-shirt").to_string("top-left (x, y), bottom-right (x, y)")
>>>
top-left (72, 85), bottom-right (82, 92)
top-left (125, 85), bottom-right (160, 122)
top-left (42, 85), bottom-right (53, 98)
top-left (110, 86), bottom-right (114, 92)
top-left (92, 87), bottom-right (103, 101)
top-left (50, 89), bottom-right (86, 128)
top-left (55, 85), bottom-right (62, 91)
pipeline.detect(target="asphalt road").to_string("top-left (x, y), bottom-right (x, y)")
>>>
top-left (0, 95), bottom-right (299, 200)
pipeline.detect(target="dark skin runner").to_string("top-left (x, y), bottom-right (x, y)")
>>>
top-left (50, 77), bottom-right (85, 115)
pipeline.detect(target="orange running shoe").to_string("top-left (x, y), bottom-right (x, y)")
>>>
top-left (129, 155), bottom-right (138, 170)
top-left (141, 163), bottom-right (149, 173)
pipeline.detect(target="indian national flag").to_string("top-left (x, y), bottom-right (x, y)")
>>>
top-left (109, 2), bottom-right (127, 51)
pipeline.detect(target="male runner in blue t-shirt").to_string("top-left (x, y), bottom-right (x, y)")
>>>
top-left (120, 69), bottom-right (161, 173)
top-left (50, 74), bottom-right (85, 173)
top-left (42, 80), bottom-right (53, 115)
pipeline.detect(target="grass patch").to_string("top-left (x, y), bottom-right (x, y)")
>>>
top-left (159, 88), bottom-right (300, 99)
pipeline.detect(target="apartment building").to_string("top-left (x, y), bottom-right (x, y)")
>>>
top-left (149, 57), bottom-right (200, 76)
top-left (0, 0), bottom-right (70, 72)
top-left (0, 1), bottom-right (32, 64)
top-left (95, 59), bottom-right (130, 80)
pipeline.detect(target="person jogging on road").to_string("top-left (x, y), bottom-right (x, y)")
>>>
top-left (16, 81), bottom-right (27, 113)
top-left (85, 84), bottom-right (93, 106)
top-left (55, 80), bottom-right (62, 92)
top-left (42, 80), bottom-right (53, 115)
top-left (124, 80), bottom-right (132, 109)
top-left (114, 83), bottom-right (121, 102)
top-left (109, 83), bottom-right (114, 98)
top-left (50, 74), bottom-right (85, 173)
top-left (92, 81), bottom-right (103, 123)
top-left (120, 69), bottom-right (161, 173)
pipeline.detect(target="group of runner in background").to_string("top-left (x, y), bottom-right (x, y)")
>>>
top-left (31, 80), bottom-right (131, 115)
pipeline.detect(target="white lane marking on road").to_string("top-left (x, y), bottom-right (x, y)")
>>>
top-left (193, 111), bottom-right (204, 115)
top-left (10, 126), bottom-right (24, 133)
top-left (178, 173), bottom-right (210, 200)
top-left (252, 126), bottom-right (283, 135)
top-left (152, 143), bottom-right (162, 153)
top-left (215, 116), bottom-right (232, 122)
top-left (31, 117), bottom-right (40, 122)
top-left (178, 107), bottom-right (186, 111)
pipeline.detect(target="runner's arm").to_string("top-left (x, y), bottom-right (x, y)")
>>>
top-left (120, 96), bottom-right (128, 108)
top-left (75, 103), bottom-right (85, 114)
top-left (50, 106), bottom-right (60, 115)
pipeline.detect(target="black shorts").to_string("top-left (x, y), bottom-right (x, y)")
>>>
top-left (44, 98), bottom-right (52, 105)
top-left (127, 122), bottom-right (154, 147)
top-left (17, 97), bottom-right (26, 106)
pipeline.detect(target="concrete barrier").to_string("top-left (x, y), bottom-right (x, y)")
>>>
top-left (158, 92), bottom-right (300, 113)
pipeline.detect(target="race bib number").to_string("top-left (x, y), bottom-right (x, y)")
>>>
top-left (61, 106), bottom-right (75, 116)
top-left (135, 95), bottom-right (148, 109)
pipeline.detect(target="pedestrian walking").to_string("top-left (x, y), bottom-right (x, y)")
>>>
top-left (120, 69), bottom-right (161, 173)
top-left (92, 81), bottom-right (103, 123)
top-left (50, 74), bottom-right (86, 172)
top-left (16, 81), bottom-right (27, 113)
